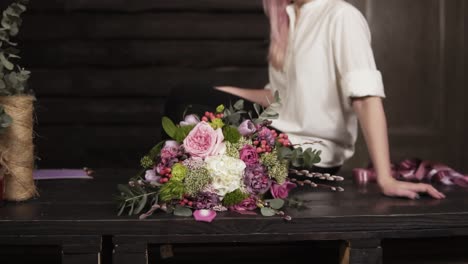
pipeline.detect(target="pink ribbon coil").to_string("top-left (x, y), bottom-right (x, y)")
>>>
top-left (353, 158), bottom-right (468, 187)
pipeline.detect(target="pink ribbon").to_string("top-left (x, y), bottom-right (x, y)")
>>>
top-left (353, 158), bottom-right (468, 187)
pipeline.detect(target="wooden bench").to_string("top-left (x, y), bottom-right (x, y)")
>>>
top-left (1, 169), bottom-right (467, 264)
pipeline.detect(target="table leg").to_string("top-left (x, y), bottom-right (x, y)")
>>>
top-left (342, 239), bottom-right (382, 264)
top-left (62, 243), bottom-right (101, 264)
top-left (113, 242), bottom-right (148, 264)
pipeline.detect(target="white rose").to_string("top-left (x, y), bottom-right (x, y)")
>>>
top-left (205, 155), bottom-right (246, 197)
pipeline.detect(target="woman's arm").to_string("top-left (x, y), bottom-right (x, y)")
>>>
top-left (214, 86), bottom-right (274, 108)
top-left (352, 96), bottom-right (446, 200)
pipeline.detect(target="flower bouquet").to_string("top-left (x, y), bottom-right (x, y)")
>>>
top-left (117, 93), bottom-right (337, 222)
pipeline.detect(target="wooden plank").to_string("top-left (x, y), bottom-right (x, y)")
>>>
top-left (20, 40), bottom-right (268, 67)
top-left (30, 67), bottom-right (268, 96)
top-left (27, 0), bottom-right (263, 12)
top-left (20, 13), bottom-right (267, 40)
top-left (35, 98), bottom-right (165, 124)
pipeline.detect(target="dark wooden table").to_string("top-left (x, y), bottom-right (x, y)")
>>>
top-left (0, 169), bottom-right (467, 264)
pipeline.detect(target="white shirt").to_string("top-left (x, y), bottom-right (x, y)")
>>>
top-left (267, 0), bottom-right (385, 167)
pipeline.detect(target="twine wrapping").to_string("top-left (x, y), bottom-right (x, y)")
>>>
top-left (0, 95), bottom-right (37, 201)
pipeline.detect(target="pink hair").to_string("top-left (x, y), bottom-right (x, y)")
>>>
top-left (263, 0), bottom-right (290, 70)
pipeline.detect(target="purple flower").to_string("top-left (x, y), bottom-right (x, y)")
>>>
top-left (161, 141), bottom-right (181, 160)
top-left (238, 120), bottom-right (257, 136)
top-left (193, 210), bottom-right (217, 222)
top-left (145, 169), bottom-right (160, 182)
top-left (194, 192), bottom-right (221, 210)
top-left (270, 181), bottom-right (296, 199)
top-left (180, 114), bottom-right (200, 126)
top-left (239, 145), bottom-right (259, 166)
top-left (244, 164), bottom-right (272, 195)
top-left (255, 126), bottom-right (275, 146)
top-left (229, 196), bottom-right (258, 212)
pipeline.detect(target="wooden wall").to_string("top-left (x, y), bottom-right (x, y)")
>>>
top-left (8, 0), bottom-right (466, 171)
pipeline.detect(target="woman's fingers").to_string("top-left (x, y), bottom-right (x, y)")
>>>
top-left (408, 183), bottom-right (446, 199)
top-left (382, 181), bottom-right (446, 200)
top-left (393, 188), bottom-right (420, 200)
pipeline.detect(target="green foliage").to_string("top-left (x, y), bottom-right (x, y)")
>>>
top-left (222, 189), bottom-right (248, 206)
top-left (159, 180), bottom-right (185, 202)
top-left (265, 199), bottom-right (285, 210)
top-left (0, 105), bottom-right (12, 133)
top-left (162, 116), bottom-right (177, 138)
top-left (173, 205), bottom-right (193, 217)
top-left (252, 91), bottom-right (281, 124)
top-left (174, 124), bottom-right (194, 142)
top-left (277, 145), bottom-right (321, 170)
top-left (260, 207), bottom-right (276, 217)
top-left (0, 0), bottom-right (30, 96)
top-left (116, 183), bottom-right (158, 216)
top-left (222, 125), bottom-right (241, 143)
top-left (162, 116), bottom-right (194, 142)
top-left (289, 147), bottom-right (321, 169)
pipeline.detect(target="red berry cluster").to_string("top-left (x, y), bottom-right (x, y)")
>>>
top-left (201, 111), bottom-right (224, 122)
top-left (253, 130), bottom-right (292, 154)
top-left (277, 133), bottom-right (291, 147)
top-left (253, 139), bottom-right (273, 153)
top-left (159, 167), bottom-right (172, 184)
top-left (179, 195), bottom-right (194, 207)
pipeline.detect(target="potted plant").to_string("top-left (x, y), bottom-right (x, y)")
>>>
top-left (0, 0), bottom-right (35, 201)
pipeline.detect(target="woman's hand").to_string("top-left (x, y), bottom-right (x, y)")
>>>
top-left (352, 97), bottom-right (446, 200)
top-left (378, 177), bottom-right (446, 200)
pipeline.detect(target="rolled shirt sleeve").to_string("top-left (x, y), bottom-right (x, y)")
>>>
top-left (332, 6), bottom-right (385, 99)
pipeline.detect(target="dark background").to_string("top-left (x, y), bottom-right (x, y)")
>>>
top-left (2, 0), bottom-right (465, 172)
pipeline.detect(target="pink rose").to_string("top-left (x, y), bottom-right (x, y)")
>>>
top-left (183, 121), bottom-right (226, 159)
top-left (239, 145), bottom-right (259, 166)
top-left (270, 181), bottom-right (296, 199)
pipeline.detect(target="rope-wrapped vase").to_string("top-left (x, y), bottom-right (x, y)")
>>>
top-left (0, 95), bottom-right (37, 201)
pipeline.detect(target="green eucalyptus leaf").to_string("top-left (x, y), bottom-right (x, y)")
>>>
top-left (265, 199), bottom-right (285, 210)
top-left (260, 207), bottom-right (276, 217)
top-left (233, 99), bottom-right (244, 110)
top-left (174, 125), bottom-right (194, 142)
top-left (162, 116), bottom-right (177, 139)
top-left (128, 200), bottom-right (136, 216)
top-left (303, 148), bottom-right (314, 168)
top-left (226, 112), bottom-right (241, 125)
top-left (253, 103), bottom-right (261, 116)
top-left (117, 184), bottom-right (134, 197)
top-left (134, 194), bottom-right (148, 215)
top-left (278, 147), bottom-right (293, 160)
top-left (0, 52), bottom-right (14, 70)
top-left (173, 205), bottom-right (193, 217)
top-left (117, 202), bottom-right (127, 216)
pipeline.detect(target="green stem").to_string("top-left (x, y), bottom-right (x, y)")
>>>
top-left (125, 191), bottom-right (158, 203)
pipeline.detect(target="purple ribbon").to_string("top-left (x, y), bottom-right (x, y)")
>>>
top-left (353, 158), bottom-right (468, 187)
